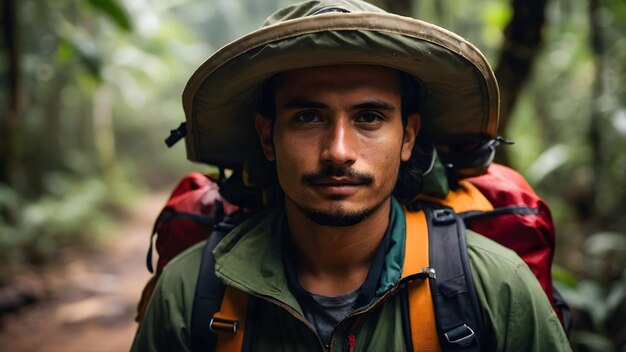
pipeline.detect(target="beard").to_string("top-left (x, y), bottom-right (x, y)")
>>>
top-left (292, 197), bottom-right (389, 227)
top-left (288, 164), bottom-right (394, 227)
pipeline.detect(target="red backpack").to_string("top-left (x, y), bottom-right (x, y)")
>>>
top-left (136, 164), bottom-right (571, 330)
top-left (145, 173), bottom-right (239, 275)
top-left (135, 173), bottom-right (240, 322)
top-left (465, 163), bottom-right (562, 320)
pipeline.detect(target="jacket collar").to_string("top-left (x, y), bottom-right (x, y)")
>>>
top-left (212, 198), bottom-right (410, 313)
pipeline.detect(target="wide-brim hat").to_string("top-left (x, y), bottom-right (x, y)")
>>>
top-left (181, 0), bottom-right (499, 176)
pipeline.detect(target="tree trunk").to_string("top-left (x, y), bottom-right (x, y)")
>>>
top-left (586, 0), bottom-right (604, 220)
top-left (0, 0), bottom-right (19, 185)
top-left (494, 0), bottom-right (548, 164)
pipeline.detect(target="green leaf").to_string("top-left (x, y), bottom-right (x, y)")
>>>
top-left (481, 2), bottom-right (512, 29)
top-left (552, 265), bottom-right (578, 287)
top-left (87, 0), bottom-right (133, 32)
top-left (55, 39), bottom-right (76, 62)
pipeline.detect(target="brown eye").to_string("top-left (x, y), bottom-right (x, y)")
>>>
top-left (296, 112), bottom-right (321, 123)
top-left (356, 112), bottom-right (382, 123)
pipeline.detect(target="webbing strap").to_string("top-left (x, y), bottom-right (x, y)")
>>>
top-left (213, 286), bottom-right (248, 351)
top-left (191, 231), bottom-right (227, 352)
top-left (426, 206), bottom-right (485, 351)
top-left (404, 210), bottom-right (441, 352)
top-left (191, 213), bottom-right (249, 352)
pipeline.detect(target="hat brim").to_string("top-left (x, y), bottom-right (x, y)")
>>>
top-left (182, 13), bottom-right (499, 169)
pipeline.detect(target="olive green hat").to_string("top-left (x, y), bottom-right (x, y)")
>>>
top-left (180, 0), bottom-right (500, 176)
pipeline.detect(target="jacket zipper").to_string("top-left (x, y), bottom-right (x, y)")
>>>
top-left (328, 284), bottom-right (402, 351)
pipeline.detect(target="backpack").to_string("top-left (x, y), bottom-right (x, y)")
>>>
top-left (135, 173), bottom-right (240, 322)
top-left (136, 163), bottom-right (572, 348)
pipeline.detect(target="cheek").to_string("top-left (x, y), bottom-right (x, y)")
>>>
top-left (272, 138), bottom-right (313, 188)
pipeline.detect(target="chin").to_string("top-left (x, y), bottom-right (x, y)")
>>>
top-left (303, 208), bottom-right (371, 227)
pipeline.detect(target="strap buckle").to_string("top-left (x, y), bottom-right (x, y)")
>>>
top-left (209, 316), bottom-right (239, 334)
top-left (421, 267), bottom-right (437, 279)
top-left (432, 208), bottom-right (456, 225)
top-left (444, 324), bottom-right (475, 347)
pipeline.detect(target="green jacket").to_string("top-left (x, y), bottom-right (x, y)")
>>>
top-left (132, 199), bottom-right (571, 351)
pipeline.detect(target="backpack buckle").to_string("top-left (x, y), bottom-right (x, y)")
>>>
top-left (432, 208), bottom-right (456, 225)
top-left (209, 316), bottom-right (239, 334)
top-left (421, 267), bottom-right (437, 279)
top-left (444, 324), bottom-right (475, 347)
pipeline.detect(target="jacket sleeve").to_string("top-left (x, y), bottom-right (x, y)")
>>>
top-left (131, 271), bottom-right (193, 352)
top-left (467, 231), bottom-right (572, 351)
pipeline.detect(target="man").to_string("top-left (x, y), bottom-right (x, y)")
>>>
top-left (132, 0), bottom-right (571, 351)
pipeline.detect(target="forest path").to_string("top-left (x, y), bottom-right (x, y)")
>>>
top-left (0, 193), bottom-right (166, 352)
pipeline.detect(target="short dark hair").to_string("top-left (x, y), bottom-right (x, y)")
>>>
top-left (256, 74), bottom-right (282, 120)
top-left (254, 68), bottom-right (432, 205)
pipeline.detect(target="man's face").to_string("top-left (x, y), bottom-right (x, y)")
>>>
top-left (256, 65), bottom-right (419, 226)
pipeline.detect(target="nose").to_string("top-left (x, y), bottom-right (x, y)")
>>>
top-left (321, 119), bottom-right (358, 166)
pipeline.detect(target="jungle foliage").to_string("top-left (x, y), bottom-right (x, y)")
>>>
top-left (1, 0), bottom-right (625, 350)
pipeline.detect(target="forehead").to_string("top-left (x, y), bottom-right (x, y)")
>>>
top-left (275, 65), bottom-right (401, 101)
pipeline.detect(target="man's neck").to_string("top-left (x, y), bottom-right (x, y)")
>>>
top-left (284, 199), bottom-right (391, 296)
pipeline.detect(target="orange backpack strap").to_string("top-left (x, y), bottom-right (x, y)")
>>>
top-left (402, 210), bottom-right (441, 352)
top-left (212, 286), bottom-right (248, 351)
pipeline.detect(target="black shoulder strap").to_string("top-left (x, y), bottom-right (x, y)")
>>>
top-left (190, 217), bottom-right (238, 352)
top-left (425, 206), bottom-right (488, 351)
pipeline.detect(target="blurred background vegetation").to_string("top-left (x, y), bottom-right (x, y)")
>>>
top-left (1, 0), bottom-right (624, 350)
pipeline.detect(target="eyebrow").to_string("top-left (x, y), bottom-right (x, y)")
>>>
top-left (353, 99), bottom-right (396, 111)
top-left (282, 98), bottom-right (396, 111)
top-left (282, 98), bottom-right (328, 109)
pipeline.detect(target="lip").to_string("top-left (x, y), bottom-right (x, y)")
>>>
top-left (310, 177), bottom-right (365, 196)
top-left (312, 177), bottom-right (364, 186)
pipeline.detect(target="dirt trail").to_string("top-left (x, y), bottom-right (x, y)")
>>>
top-left (0, 193), bottom-right (167, 352)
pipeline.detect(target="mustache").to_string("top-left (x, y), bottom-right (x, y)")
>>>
top-left (301, 166), bottom-right (375, 185)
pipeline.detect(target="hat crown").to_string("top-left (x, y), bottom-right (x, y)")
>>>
top-left (263, 0), bottom-right (386, 27)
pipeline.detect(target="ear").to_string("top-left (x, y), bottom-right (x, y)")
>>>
top-left (401, 113), bottom-right (420, 162)
top-left (255, 114), bottom-right (275, 161)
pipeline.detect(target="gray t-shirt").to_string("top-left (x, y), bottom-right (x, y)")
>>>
top-left (301, 288), bottom-right (360, 347)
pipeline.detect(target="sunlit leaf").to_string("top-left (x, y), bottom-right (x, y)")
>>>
top-left (606, 281), bottom-right (626, 313)
top-left (481, 2), bottom-right (512, 29)
top-left (611, 109), bottom-right (626, 137)
top-left (525, 144), bottom-right (570, 184)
